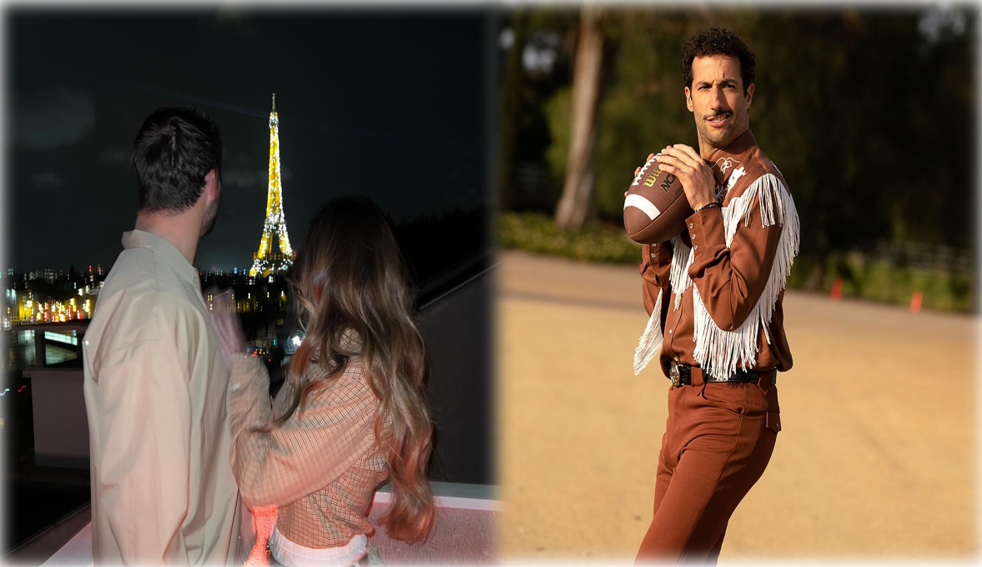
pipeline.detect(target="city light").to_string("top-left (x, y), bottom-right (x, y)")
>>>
top-left (4, 118), bottom-right (297, 329)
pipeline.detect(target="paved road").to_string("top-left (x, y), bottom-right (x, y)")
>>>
top-left (497, 250), bottom-right (978, 563)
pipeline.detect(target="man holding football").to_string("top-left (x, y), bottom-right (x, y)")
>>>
top-left (631, 28), bottom-right (800, 563)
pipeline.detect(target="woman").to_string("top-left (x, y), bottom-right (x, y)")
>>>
top-left (211, 196), bottom-right (435, 566)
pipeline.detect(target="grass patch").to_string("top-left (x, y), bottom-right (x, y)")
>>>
top-left (827, 256), bottom-right (974, 312)
top-left (498, 211), bottom-right (975, 313)
top-left (498, 211), bottom-right (640, 264)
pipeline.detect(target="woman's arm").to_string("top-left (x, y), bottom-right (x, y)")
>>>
top-left (227, 355), bottom-right (379, 509)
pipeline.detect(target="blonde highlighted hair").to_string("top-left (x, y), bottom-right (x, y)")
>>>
top-left (272, 196), bottom-right (435, 543)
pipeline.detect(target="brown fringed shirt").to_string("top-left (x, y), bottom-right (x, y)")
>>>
top-left (637, 129), bottom-right (799, 380)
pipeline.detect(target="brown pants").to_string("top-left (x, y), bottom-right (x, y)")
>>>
top-left (635, 371), bottom-right (781, 564)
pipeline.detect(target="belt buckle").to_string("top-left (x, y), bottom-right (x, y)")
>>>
top-left (669, 361), bottom-right (681, 387)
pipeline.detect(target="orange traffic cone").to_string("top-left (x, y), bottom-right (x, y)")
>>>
top-left (830, 277), bottom-right (843, 301)
top-left (910, 290), bottom-right (923, 313)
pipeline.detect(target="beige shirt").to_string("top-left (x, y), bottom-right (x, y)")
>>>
top-left (82, 230), bottom-right (242, 565)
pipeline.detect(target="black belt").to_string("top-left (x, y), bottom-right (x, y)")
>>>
top-left (669, 361), bottom-right (776, 388)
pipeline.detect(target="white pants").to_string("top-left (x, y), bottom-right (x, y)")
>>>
top-left (270, 527), bottom-right (377, 567)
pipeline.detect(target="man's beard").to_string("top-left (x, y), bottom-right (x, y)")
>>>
top-left (200, 194), bottom-right (221, 237)
top-left (698, 110), bottom-right (738, 147)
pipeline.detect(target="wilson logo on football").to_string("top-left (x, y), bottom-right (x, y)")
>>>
top-left (631, 154), bottom-right (659, 187)
top-left (643, 168), bottom-right (663, 188)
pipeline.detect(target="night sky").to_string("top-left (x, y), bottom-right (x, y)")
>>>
top-left (5, 7), bottom-right (491, 272)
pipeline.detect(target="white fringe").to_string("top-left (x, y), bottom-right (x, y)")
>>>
top-left (670, 238), bottom-right (693, 311)
top-left (667, 165), bottom-right (743, 312)
top-left (633, 289), bottom-right (664, 376)
top-left (691, 173), bottom-right (800, 379)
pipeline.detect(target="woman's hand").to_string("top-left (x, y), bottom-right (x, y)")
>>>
top-left (206, 287), bottom-right (246, 368)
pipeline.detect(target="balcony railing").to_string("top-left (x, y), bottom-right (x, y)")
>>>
top-left (9, 481), bottom-right (497, 565)
top-left (4, 263), bottom-right (497, 563)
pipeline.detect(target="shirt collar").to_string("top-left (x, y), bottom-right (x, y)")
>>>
top-left (121, 230), bottom-right (200, 289)
top-left (340, 328), bottom-right (362, 352)
top-left (706, 128), bottom-right (757, 188)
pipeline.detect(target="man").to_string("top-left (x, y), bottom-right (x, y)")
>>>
top-left (632, 29), bottom-right (800, 563)
top-left (82, 107), bottom-right (242, 564)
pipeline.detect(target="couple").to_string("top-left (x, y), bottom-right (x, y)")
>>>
top-left (81, 107), bottom-right (433, 566)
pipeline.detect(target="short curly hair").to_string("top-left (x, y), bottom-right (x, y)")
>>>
top-left (681, 28), bottom-right (755, 93)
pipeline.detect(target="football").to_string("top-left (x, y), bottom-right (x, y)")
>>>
top-left (623, 152), bottom-right (692, 244)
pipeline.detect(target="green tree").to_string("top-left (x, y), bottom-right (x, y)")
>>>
top-left (531, 7), bottom-right (973, 279)
top-left (554, 5), bottom-right (607, 229)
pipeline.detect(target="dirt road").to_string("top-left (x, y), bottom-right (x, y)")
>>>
top-left (497, 250), bottom-right (978, 562)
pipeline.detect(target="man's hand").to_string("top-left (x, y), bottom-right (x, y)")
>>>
top-left (206, 287), bottom-right (246, 369)
top-left (655, 144), bottom-right (716, 210)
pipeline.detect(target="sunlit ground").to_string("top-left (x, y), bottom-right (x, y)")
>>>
top-left (497, 249), bottom-right (977, 563)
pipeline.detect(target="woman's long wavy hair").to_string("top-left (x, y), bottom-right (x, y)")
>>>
top-left (273, 196), bottom-right (434, 544)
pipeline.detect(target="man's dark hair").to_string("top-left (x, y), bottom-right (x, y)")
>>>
top-left (681, 28), bottom-right (755, 93)
top-left (131, 107), bottom-right (222, 213)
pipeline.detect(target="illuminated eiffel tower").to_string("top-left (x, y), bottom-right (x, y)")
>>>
top-left (249, 93), bottom-right (295, 277)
